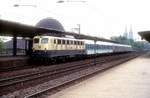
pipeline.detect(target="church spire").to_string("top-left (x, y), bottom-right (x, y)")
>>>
top-left (128, 24), bottom-right (133, 39)
top-left (123, 25), bottom-right (128, 38)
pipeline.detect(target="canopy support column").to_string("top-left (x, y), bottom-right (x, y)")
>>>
top-left (13, 35), bottom-right (17, 56)
top-left (94, 40), bottom-right (97, 65)
top-left (28, 39), bottom-right (33, 55)
top-left (25, 39), bottom-right (28, 55)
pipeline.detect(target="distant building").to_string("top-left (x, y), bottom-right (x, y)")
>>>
top-left (128, 25), bottom-right (133, 39)
top-left (123, 25), bottom-right (134, 40)
top-left (123, 25), bottom-right (128, 38)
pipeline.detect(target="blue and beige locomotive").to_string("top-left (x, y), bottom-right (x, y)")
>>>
top-left (32, 36), bottom-right (85, 57)
top-left (32, 35), bottom-right (133, 58)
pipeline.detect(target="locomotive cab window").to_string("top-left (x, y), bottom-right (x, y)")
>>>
top-left (41, 38), bottom-right (48, 44)
top-left (33, 38), bottom-right (39, 43)
top-left (58, 39), bottom-right (61, 44)
top-left (54, 39), bottom-right (56, 44)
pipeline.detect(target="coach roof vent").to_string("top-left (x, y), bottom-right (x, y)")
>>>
top-left (36, 17), bottom-right (65, 32)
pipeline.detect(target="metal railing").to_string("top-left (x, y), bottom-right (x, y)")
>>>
top-left (0, 49), bottom-right (26, 56)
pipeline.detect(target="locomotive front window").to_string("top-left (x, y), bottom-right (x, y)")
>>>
top-left (33, 38), bottom-right (39, 43)
top-left (41, 38), bottom-right (48, 44)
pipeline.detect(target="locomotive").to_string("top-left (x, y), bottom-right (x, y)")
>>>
top-left (32, 35), bottom-right (133, 58)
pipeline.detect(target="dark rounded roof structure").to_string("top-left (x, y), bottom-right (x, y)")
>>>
top-left (36, 17), bottom-right (65, 32)
top-left (138, 31), bottom-right (150, 42)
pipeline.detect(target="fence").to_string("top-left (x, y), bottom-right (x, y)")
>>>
top-left (0, 48), bottom-right (26, 56)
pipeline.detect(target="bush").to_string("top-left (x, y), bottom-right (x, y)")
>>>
top-left (110, 36), bottom-right (148, 50)
top-left (0, 39), bottom-right (4, 52)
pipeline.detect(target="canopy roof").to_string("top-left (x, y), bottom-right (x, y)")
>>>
top-left (0, 19), bottom-right (117, 43)
top-left (138, 31), bottom-right (150, 42)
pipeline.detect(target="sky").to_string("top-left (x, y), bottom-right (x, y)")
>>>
top-left (0, 0), bottom-right (150, 40)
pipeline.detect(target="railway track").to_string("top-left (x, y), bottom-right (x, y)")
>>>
top-left (0, 52), bottom-right (141, 98)
top-left (0, 55), bottom-right (117, 88)
top-left (0, 53), bottom-right (125, 81)
top-left (0, 52), bottom-right (130, 73)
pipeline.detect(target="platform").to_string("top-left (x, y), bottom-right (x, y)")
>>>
top-left (0, 56), bottom-right (29, 71)
top-left (0, 56), bottom-right (29, 61)
top-left (48, 52), bottom-right (150, 98)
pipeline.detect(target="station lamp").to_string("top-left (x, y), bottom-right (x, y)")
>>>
top-left (57, 0), bottom-right (86, 3)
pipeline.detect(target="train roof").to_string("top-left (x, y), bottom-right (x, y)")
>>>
top-left (84, 40), bottom-right (95, 44)
top-left (0, 19), bottom-right (119, 43)
top-left (34, 35), bottom-right (84, 41)
top-left (112, 43), bottom-right (132, 47)
top-left (34, 36), bottom-right (132, 47)
top-left (84, 39), bottom-right (132, 47)
top-left (138, 31), bottom-right (150, 42)
top-left (96, 41), bottom-right (114, 45)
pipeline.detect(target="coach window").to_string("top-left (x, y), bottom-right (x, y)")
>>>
top-left (58, 39), bottom-right (61, 44)
top-left (75, 41), bottom-right (77, 45)
top-left (54, 39), bottom-right (56, 44)
top-left (71, 41), bottom-right (73, 44)
top-left (62, 40), bottom-right (65, 44)
top-left (78, 41), bottom-right (80, 45)
top-left (67, 40), bottom-right (69, 44)
top-left (74, 41), bottom-right (76, 45)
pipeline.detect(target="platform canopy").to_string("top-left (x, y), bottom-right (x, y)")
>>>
top-left (0, 19), bottom-right (117, 43)
top-left (138, 31), bottom-right (150, 42)
top-left (0, 19), bottom-right (66, 38)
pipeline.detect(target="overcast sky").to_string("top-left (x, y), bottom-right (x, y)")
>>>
top-left (0, 0), bottom-right (150, 40)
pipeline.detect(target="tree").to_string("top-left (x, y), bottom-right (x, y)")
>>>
top-left (0, 38), bottom-right (4, 52)
top-left (110, 36), bottom-right (148, 50)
